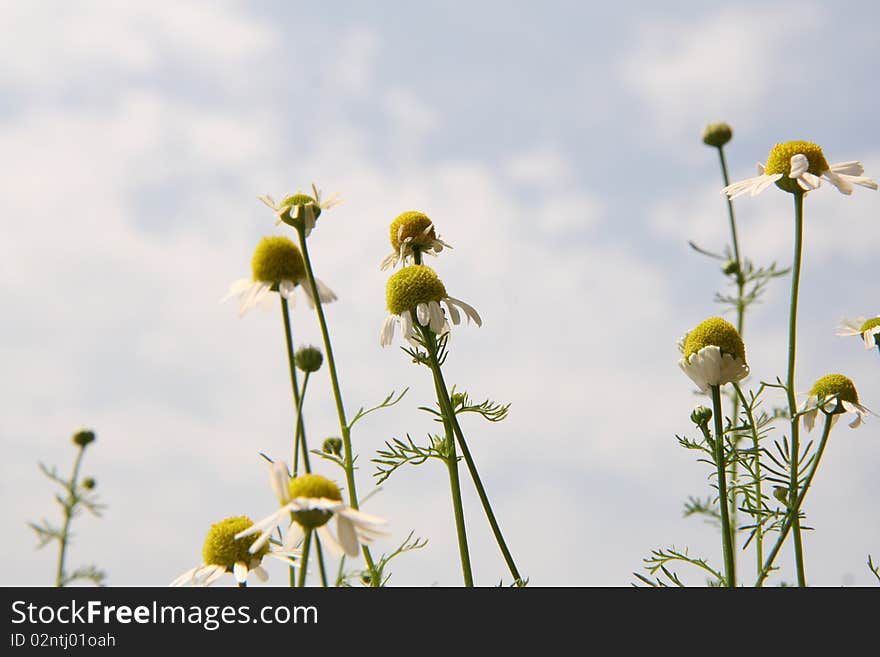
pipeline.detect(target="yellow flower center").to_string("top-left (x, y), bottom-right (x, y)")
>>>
top-left (389, 211), bottom-right (437, 251)
top-left (386, 265), bottom-right (447, 315)
top-left (287, 474), bottom-right (342, 529)
top-left (859, 317), bottom-right (880, 332)
top-left (682, 317), bottom-right (746, 361)
top-left (251, 236), bottom-right (305, 285)
top-left (809, 374), bottom-right (859, 413)
top-left (202, 516), bottom-right (267, 570)
top-left (277, 193), bottom-right (320, 230)
top-left (765, 141), bottom-right (829, 194)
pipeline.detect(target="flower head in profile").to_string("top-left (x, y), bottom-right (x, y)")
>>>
top-left (702, 122), bottom-right (732, 148)
top-left (379, 264), bottom-right (481, 347)
top-left (380, 211), bottom-right (452, 270)
top-left (222, 236), bottom-right (337, 316)
top-left (723, 141), bottom-right (877, 199)
top-left (259, 184), bottom-right (341, 237)
top-left (801, 373), bottom-right (872, 432)
top-left (678, 317), bottom-right (749, 392)
top-left (837, 316), bottom-right (880, 351)
top-left (235, 464), bottom-right (387, 558)
top-left (171, 515), bottom-right (298, 586)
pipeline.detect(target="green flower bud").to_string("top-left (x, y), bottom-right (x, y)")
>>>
top-left (72, 429), bottom-right (96, 448)
top-left (82, 477), bottom-right (96, 490)
top-left (702, 122), bottom-right (732, 148)
top-left (294, 345), bottom-right (323, 373)
top-left (322, 437), bottom-right (343, 456)
top-left (722, 259), bottom-right (739, 276)
top-left (773, 486), bottom-right (790, 506)
top-left (690, 405), bottom-right (713, 427)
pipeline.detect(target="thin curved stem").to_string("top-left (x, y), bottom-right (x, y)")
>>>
top-left (756, 414), bottom-right (832, 586)
top-left (295, 225), bottom-right (379, 585)
top-left (786, 191), bottom-right (806, 587)
top-left (733, 383), bottom-right (764, 581)
top-left (710, 385), bottom-right (736, 587)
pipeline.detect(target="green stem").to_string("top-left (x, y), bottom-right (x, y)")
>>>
top-left (422, 328), bottom-right (473, 586)
top-left (295, 224), bottom-right (379, 585)
top-left (786, 191), bottom-right (806, 587)
top-left (717, 145), bottom-right (744, 574)
top-left (292, 374), bottom-right (311, 476)
top-left (298, 529), bottom-right (313, 588)
top-left (756, 414), bottom-right (832, 587)
top-left (733, 383), bottom-right (764, 581)
top-left (55, 446), bottom-right (86, 587)
top-left (420, 327), bottom-right (524, 586)
top-left (710, 385), bottom-right (736, 587)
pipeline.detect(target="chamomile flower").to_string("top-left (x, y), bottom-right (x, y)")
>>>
top-left (380, 211), bottom-right (452, 270)
top-left (678, 317), bottom-right (749, 392)
top-left (258, 184), bottom-right (341, 237)
top-left (379, 264), bottom-right (481, 347)
top-left (801, 374), bottom-right (872, 432)
top-left (235, 465), bottom-right (387, 558)
top-left (837, 316), bottom-right (880, 350)
top-left (222, 236), bottom-right (336, 316)
top-left (723, 141), bottom-right (877, 199)
top-left (170, 516), bottom-right (299, 587)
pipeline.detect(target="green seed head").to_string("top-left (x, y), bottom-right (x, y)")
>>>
top-left (251, 236), bottom-right (306, 285)
top-left (702, 122), bottom-right (733, 148)
top-left (322, 437), bottom-right (343, 456)
top-left (389, 211), bottom-right (436, 251)
top-left (682, 317), bottom-right (746, 362)
top-left (294, 345), bottom-right (323, 373)
top-left (859, 317), bottom-right (880, 333)
top-left (278, 193), bottom-right (320, 230)
top-left (287, 474), bottom-right (342, 529)
top-left (386, 265), bottom-right (447, 315)
top-left (809, 373), bottom-right (859, 414)
top-left (201, 516), bottom-right (268, 570)
top-left (72, 429), bottom-right (96, 448)
top-left (764, 141), bottom-right (830, 194)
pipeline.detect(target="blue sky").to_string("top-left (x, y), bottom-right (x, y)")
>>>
top-left (2, 0), bottom-right (878, 586)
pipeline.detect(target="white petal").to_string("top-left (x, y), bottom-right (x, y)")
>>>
top-left (252, 565), bottom-right (269, 583)
top-left (823, 171), bottom-right (853, 195)
top-left (335, 515), bottom-right (360, 557)
top-left (283, 521), bottom-right (305, 550)
top-left (417, 302), bottom-right (430, 326)
top-left (380, 252), bottom-right (398, 271)
top-left (796, 172), bottom-right (821, 191)
top-left (445, 299), bottom-right (461, 325)
top-left (428, 301), bottom-right (446, 333)
top-left (203, 565), bottom-right (227, 586)
top-left (789, 154), bottom-right (809, 178)
top-left (446, 297), bottom-right (482, 327)
top-left (317, 525), bottom-right (344, 558)
top-left (829, 161), bottom-right (864, 176)
top-left (233, 561), bottom-right (249, 583)
top-left (400, 310), bottom-right (413, 340)
top-left (269, 461), bottom-right (291, 505)
top-left (315, 278), bottom-right (337, 303)
top-left (170, 566), bottom-right (200, 587)
top-left (379, 314), bottom-right (396, 347)
top-left (803, 407), bottom-right (817, 433)
top-left (279, 279), bottom-right (297, 300)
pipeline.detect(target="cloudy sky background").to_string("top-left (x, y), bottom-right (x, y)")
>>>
top-left (3, 0), bottom-right (879, 586)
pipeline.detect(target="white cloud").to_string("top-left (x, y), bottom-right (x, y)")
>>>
top-left (620, 5), bottom-right (822, 140)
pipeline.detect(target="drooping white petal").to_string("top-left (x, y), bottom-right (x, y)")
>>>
top-left (400, 310), bottom-right (413, 341)
top-left (823, 171), bottom-right (853, 195)
top-left (233, 561), bottom-right (249, 583)
top-left (269, 461), bottom-right (291, 505)
top-left (335, 515), bottom-right (360, 557)
top-left (428, 301), bottom-right (446, 334)
top-left (796, 172), bottom-right (821, 191)
top-left (679, 346), bottom-right (748, 392)
top-left (446, 297), bottom-right (482, 327)
top-left (380, 252), bottom-right (398, 271)
top-left (283, 520), bottom-right (305, 550)
top-left (202, 565), bottom-right (227, 586)
top-left (829, 161), bottom-right (865, 176)
top-left (380, 314), bottom-right (396, 347)
top-left (789, 154), bottom-right (809, 178)
top-left (221, 278), bottom-right (254, 304)
top-left (315, 278), bottom-right (338, 303)
top-left (251, 565), bottom-right (269, 583)
top-left (445, 299), bottom-right (461, 325)
top-left (279, 279), bottom-right (297, 300)
top-left (417, 302), bottom-right (430, 326)
top-left (317, 524), bottom-right (344, 558)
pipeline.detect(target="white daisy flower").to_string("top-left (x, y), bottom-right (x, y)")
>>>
top-left (380, 210), bottom-right (452, 270)
top-left (837, 316), bottom-right (880, 350)
top-left (379, 264), bottom-right (481, 347)
top-left (221, 236), bottom-right (336, 316)
top-left (723, 140), bottom-right (877, 199)
top-left (171, 515), bottom-right (299, 587)
top-left (801, 373), bottom-right (872, 432)
top-left (678, 317), bottom-right (749, 393)
top-left (235, 465), bottom-right (387, 559)
top-left (258, 183), bottom-right (341, 237)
